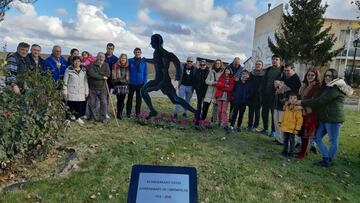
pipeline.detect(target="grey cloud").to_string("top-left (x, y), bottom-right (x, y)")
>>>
top-left (152, 23), bottom-right (192, 35)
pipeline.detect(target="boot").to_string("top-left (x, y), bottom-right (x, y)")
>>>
top-left (296, 137), bottom-right (309, 160)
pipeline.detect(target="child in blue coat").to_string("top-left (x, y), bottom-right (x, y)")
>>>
top-left (229, 69), bottom-right (253, 132)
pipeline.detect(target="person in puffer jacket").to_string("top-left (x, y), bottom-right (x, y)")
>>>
top-left (299, 68), bottom-right (353, 167)
top-left (81, 51), bottom-right (96, 70)
top-left (63, 56), bottom-right (89, 126)
top-left (214, 67), bottom-right (235, 129)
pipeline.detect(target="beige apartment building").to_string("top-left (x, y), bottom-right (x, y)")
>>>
top-left (248, 3), bottom-right (360, 78)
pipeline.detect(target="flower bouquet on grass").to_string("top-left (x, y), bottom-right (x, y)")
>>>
top-left (133, 111), bottom-right (194, 129)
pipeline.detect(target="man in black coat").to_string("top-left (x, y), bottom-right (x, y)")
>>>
top-left (193, 60), bottom-right (209, 120)
top-left (248, 60), bottom-right (264, 131)
top-left (27, 44), bottom-right (44, 74)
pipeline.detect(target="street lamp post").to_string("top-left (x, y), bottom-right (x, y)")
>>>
top-left (350, 38), bottom-right (360, 85)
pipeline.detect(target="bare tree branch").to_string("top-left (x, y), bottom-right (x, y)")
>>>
top-left (0, 0), bottom-right (37, 22)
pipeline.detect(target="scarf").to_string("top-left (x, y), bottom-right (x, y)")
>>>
top-left (112, 63), bottom-right (128, 80)
top-left (251, 69), bottom-right (264, 76)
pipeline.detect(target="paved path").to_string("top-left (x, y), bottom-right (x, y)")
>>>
top-left (344, 104), bottom-right (359, 110)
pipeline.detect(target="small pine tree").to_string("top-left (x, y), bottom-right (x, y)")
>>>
top-left (268, 0), bottom-right (343, 66)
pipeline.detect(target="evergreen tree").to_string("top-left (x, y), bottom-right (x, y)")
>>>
top-left (268, 0), bottom-right (342, 66)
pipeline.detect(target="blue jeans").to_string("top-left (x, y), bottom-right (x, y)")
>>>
top-left (175, 85), bottom-right (193, 115)
top-left (314, 122), bottom-right (342, 159)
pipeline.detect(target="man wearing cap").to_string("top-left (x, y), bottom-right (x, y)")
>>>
top-left (174, 57), bottom-right (196, 119)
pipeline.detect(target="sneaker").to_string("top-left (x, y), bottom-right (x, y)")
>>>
top-left (70, 115), bottom-right (76, 121)
top-left (236, 127), bottom-right (241, 132)
top-left (106, 114), bottom-right (110, 119)
top-left (224, 126), bottom-right (232, 133)
top-left (81, 115), bottom-right (88, 120)
top-left (146, 111), bottom-right (158, 120)
top-left (251, 127), bottom-right (257, 132)
top-left (314, 158), bottom-right (331, 167)
top-left (76, 118), bottom-right (85, 125)
top-left (310, 146), bottom-right (317, 154)
top-left (258, 129), bottom-right (270, 135)
top-left (270, 131), bottom-right (276, 138)
top-left (273, 140), bottom-right (283, 145)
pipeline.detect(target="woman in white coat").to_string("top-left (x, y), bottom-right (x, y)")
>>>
top-left (201, 59), bottom-right (224, 122)
top-left (63, 56), bottom-right (89, 125)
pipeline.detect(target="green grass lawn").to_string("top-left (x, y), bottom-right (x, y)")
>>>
top-left (1, 98), bottom-right (360, 203)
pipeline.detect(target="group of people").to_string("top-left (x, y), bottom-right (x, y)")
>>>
top-left (5, 42), bottom-right (353, 168)
top-left (5, 42), bottom-right (148, 125)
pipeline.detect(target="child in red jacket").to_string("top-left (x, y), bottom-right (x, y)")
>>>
top-left (215, 67), bottom-right (235, 128)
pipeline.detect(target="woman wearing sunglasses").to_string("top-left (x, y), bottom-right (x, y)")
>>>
top-left (298, 69), bottom-right (353, 167)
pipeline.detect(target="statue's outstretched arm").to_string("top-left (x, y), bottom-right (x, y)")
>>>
top-left (142, 57), bottom-right (154, 64)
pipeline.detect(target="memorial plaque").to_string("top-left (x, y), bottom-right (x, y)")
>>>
top-left (127, 165), bottom-right (198, 203)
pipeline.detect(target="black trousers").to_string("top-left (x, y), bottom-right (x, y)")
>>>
top-left (116, 94), bottom-right (126, 117)
top-left (230, 102), bottom-right (247, 128)
top-left (283, 132), bottom-right (295, 154)
top-left (201, 101), bottom-right (211, 120)
top-left (248, 101), bottom-right (261, 128)
top-left (261, 95), bottom-right (275, 132)
top-left (67, 101), bottom-right (86, 119)
top-left (126, 84), bottom-right (143, 117)
top-left (196, 93), bottom-right (205, 117)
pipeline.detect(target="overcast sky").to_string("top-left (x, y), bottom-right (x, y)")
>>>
top-left (0, 0), bottom-right (358, 62)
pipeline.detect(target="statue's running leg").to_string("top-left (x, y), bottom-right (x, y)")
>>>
top-left (161, 83), bottom-right (200, 120)
top-left (141, 80), bottom-right (160, 119)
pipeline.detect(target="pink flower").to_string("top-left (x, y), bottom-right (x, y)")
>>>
top-left (3, 111), bottom-right (12, 118)
top-left (168, 115), bottom-right (174, 122)
top-left (160, 112), bottom-right (168, 118)
top-left (176, 119), bottom-right (186, 126)
top-left (139, 111), bottom-right (149, 119)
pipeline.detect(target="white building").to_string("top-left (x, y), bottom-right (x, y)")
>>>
top-left (249, 3), bottom-right (360, 79)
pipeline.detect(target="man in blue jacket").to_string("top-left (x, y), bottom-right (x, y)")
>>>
top-left (126, 47), bottom-right (148, 118)
top-left (43, 45), bottom-right (67, 81)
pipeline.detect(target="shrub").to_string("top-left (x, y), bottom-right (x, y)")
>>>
top-left (0, 69), bottom-right (66, 163)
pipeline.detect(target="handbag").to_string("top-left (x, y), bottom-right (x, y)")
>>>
top-left (113, 84), bottom-right (128, 95)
